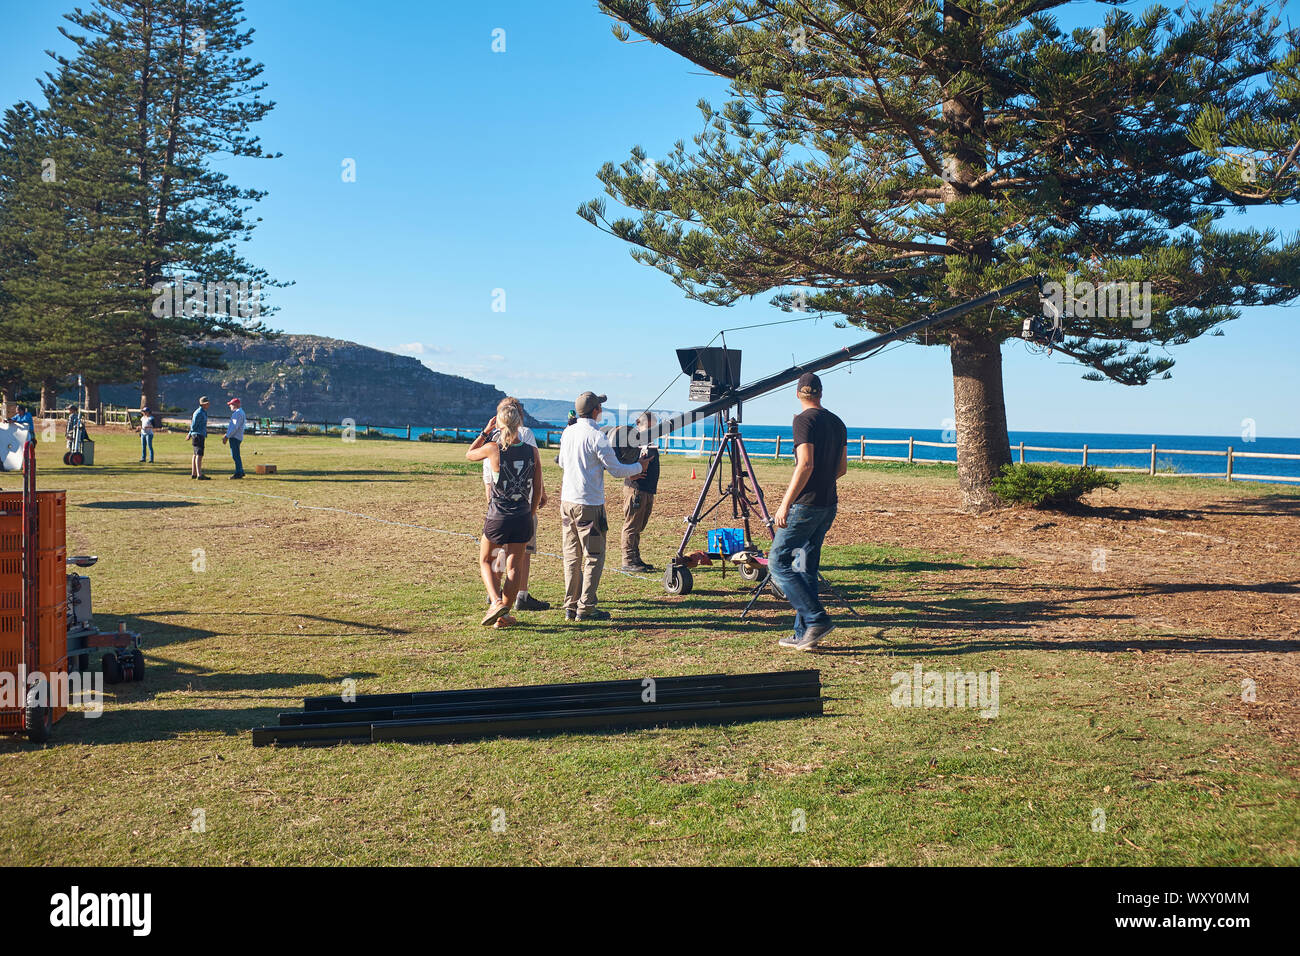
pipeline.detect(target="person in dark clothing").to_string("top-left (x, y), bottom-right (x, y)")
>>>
top-left (466, 402), bottom-right (543, 629)
top-left (769, 372), bottom-right (848, 651)
top-left (621, 411), bottom-right (660, 572)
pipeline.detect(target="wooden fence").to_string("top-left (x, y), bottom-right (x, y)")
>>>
top-left (37, 408), bottom-right (1296, 484)
top-left (653, 434), bottom-right (1300, 484)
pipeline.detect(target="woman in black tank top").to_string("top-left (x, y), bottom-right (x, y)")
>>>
top-left (466, 406), bottom-right (543, 627)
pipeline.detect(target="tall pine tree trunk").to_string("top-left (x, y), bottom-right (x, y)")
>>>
top-left (950, 328), bottom-right (1012, 512)
top-left (83, 382), bottom-right (101, 419)
top-left (40, 378), bottom-right (58, 415)
top-left (141, 332), bottom-right (160, 412)
top-left (941, 0), bottom-right (1006, 511)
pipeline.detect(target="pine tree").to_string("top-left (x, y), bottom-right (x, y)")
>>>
top-left (582, 0), bottom-right (1300, 510)
top-left (37, 0), bottom-right (284, 411)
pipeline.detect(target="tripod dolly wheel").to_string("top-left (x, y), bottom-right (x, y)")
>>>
top-left (69, 451), bottom-right (84, 466)
top-left (63, 452), bottom-right (72, 465)
top-left (664, 564), bottom-right (693, 596)
top-left (738, 559), bottom-right (767, 583)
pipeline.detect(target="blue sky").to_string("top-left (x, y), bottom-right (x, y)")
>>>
top-left (1, 0), bottom-right (1296, 436)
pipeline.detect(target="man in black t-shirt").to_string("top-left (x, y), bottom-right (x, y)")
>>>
top-left (769, 372), bottom-right (848, 651)
top-left (621, 411), bottom-right (661, 572)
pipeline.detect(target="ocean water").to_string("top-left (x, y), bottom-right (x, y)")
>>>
top-left (373, 423), bottom-right (1300, 484)
top-left (410, 426), bottom-right (1294, 486)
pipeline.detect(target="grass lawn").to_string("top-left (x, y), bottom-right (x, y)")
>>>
top-left (1, 428), bottom-right (1296, 865)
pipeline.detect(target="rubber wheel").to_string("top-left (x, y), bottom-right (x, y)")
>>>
top-left (70, 452), bottom-right (84, 466)
top-left (63, 452), bottom-right (72, 465)
top-left (664, 564), bottom-right (693, 596)
top-left (102, 653), bottom-right (122, 684)
top-left (739, 559), bottom-right (767, 582)
top-left (130, 649), bottom-right (144, 681)
top-left (25, 704), bottom-right (52, 743)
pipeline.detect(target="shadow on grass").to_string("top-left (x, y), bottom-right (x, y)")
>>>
top-left (595, 573), bottom-right (1300, 659)
top-left (79, 499), bottom-right (198, 510)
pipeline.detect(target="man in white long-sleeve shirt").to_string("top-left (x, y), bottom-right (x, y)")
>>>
top-left (222, 397), bottom-right (247, 479)
top-left (558, 391), bottom-right (645, 622)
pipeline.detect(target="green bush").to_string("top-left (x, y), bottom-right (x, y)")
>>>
top-left (991, 463), bottom-right (1120, 507)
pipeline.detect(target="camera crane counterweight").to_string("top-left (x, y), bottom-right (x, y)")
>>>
top-left (608, 275), bottom-right (1047, 596)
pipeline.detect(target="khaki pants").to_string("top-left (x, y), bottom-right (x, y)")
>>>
top-left (561, 501), bottom-right (608, 613)
top-left (621, 487), bottom-right (655, 567)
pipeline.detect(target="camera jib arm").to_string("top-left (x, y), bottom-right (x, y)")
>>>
top-left (638, 275), bottom-right (1045, 598)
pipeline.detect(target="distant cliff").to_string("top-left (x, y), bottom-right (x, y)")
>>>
top-left (103, 335), bottom-right (542, 428)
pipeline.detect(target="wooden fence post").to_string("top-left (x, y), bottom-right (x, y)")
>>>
top-left (774, 435), bottom-right (781, 459)
top-left (860, 435), bottom-right (865, 460)
top-left (1018, 440), bottom-right (1025, 464)
top-left (1226, 446), bottom-right (1234, 482)
top-left (908, 436), bottom-right (915, 463)
top-left (1149, 444), bottom-right (1157, 475)
top-left (1082, 444), bottom-right (1088, 467)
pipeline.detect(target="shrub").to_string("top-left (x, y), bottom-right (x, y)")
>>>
top-left (991, 463), bottom-right (1119, 508)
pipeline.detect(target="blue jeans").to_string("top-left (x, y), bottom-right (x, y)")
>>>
top-left (768, 503), bottom-right (837, 639)
top-left (140, 433), bottom-right (154, 461)
top-left (229, 438), bottom-right (244, 476)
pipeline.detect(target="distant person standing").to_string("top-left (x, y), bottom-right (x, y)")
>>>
top-left (66, 405), bottom-right (86, 458)
top-left (769, 372), bottom-right (847, 651)
top-left (620, 411), bottom-right (660, 573)
top-left (188, 396), bottom-right (211, 480)
top-left (558, 391), bottom-right (646, 622)
top-left (222, 397), bottom-right (246, 479)
top-left (138, 406), bottom-right (156, 463)
top-left (470, 397), bottom-right (550, 612)
top-left (10, 405), bottom-right (35, 444)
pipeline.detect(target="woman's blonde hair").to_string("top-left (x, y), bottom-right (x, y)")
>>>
top-left (496, 402), bottom-right (522, 449)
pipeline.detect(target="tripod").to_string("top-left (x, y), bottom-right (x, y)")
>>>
top-left (662, 415), bottom-right (860, 628)
top-left (663, 415), bottom-right (769, 596)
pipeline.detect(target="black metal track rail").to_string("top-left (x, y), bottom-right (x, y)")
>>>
top-left (301, 669), bottom-right (819, 712)
top-left (281, 678), bottom-right (819, 726)
top-left (252, 695), bottom-right (823, 748)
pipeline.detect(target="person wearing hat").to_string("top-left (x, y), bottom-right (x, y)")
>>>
top-left (188, 396), bottom-right (211, 480)
top-left (768, 372), bottom-right (847, 651)
top-left (138, 406), bottom-right (156, 463)
top-left (557, 391), bottom-right (647, 622)
top-left (222, 397), bottom-right (247, 479)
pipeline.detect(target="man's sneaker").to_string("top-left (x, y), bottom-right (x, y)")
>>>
top-left (790, 622), bottom-right (835, 651)
top-left (564, 609), bottom-right (577, 622)
top-left (514, 594), bottom-right (550, 611)
top-left (778, 633), bottom-right (802, 649)
top-left (621, 562), bottom-right (655, 574)
top-left (575, 608), bottom-right (611, 622)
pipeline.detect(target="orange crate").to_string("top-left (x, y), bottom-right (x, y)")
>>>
top-left (39, 547), bottom-right (67, 607)
top-left (1, 626), bottom-right (21, 731)
top-left (0, 549), bottom-right (67, 606)
top-left (38, 604), bottom-right (67, 670)
top-left (0, 492), bottom-right (65, 551)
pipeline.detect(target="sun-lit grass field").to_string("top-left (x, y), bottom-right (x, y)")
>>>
top-left (0, 428), bottom-right (1295, 865)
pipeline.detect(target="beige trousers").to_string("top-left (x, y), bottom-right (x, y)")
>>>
top-left (561, 501), bottom-right (608, 613)
top-left (621, 487), bottom-right (655, 567)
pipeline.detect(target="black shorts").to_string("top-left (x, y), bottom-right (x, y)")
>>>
top-left (483, 512), bottom-right (534, 546)
top-left (192, 435), bottom-right (206, 454)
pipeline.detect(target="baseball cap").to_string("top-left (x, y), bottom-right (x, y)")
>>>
top-left (575, 391), bottom-right (607, 416)
top-left (796, 372), bottom-right (823, 395)
top-left (198, 395), bottom-right (210, 404)
top-left (227, 397), bottom-right (241, 407)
